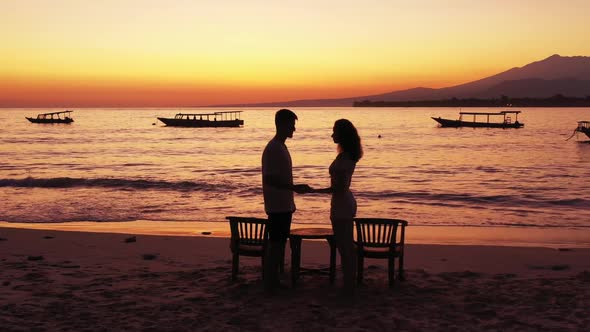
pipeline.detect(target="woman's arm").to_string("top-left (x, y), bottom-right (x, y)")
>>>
top-left (312, 168), bottom-right (348, 194)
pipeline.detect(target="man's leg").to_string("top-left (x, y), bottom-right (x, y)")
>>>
top-left (278, 213), bottom-right (292, 280)
top-left (264, 241), bottom-right (279, 292)
top-left (266, 213), bottom-right (292, 291)
top-left (264, 214), bottom-right (278, 292)
top-left (263, 240), bottom-right (274, 291)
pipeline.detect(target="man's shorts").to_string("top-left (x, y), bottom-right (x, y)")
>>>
top-left (267, 212), bottom-right (292, 242)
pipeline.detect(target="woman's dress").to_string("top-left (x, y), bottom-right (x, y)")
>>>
top-left (329, 152), bottom-right (357, 221)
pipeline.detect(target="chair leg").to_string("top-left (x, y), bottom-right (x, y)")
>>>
top-left (261, 255), bottom-right (266, 280)
top-left (232, 252), bottom-right (239, 281)
top-left (388, 257), bottom-right (395, 288)
top-left (357, 254), bottom-right (364, 285)
top-left (398, 253), bottom-right (405, 281)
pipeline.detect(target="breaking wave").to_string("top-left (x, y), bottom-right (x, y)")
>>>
top-left (0, 177), bottom-right (236, 192)
top-left (358, 190), bottom-right (590, 209)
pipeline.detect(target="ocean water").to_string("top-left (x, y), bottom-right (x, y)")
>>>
top-left (1, 107), bottom-right (589, 230)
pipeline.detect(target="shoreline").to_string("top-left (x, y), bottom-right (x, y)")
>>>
top-left (1, 226), bottom-right (589, 276)
top-left (2, 220), bottom-right (589, 249)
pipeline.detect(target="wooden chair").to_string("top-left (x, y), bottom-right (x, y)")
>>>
top-left (354, 218), bottom-right (408, 288)
top-left (226, 216), bottom-right (269, 281)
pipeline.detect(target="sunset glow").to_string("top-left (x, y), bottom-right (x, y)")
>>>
top-left (1, 0), bottom-right (589, 107)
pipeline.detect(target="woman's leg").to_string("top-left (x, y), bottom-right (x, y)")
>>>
top-left (331, 218), bottom-right (356, 295)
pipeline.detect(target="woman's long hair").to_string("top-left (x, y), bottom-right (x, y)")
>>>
top-left (335, 119), bottom-right (363, 162)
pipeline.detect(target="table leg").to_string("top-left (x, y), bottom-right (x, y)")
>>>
top-left (290, 236), bottom-right (302, 286)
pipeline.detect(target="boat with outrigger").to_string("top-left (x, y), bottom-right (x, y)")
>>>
top-left (566, 121), bottom-right (590, 140)
top-left (157, 111), bottom-right (244, 127)
top-left (432, 110), bottom-right (523, 128)
top-left (26, 110), bottom-right (74, 124)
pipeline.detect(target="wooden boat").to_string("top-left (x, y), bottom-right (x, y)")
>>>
top-left (26, 110), bottom-right (74, 124)
top-left (432, 111), bottom-right (523, 128)
top-left (575, 121), bottom-right (590, 139)
top-left (157, 111), bottom-right (244, 127)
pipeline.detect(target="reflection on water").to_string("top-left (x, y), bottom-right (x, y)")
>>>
top-left (0, 107), bottom-right (589, 229)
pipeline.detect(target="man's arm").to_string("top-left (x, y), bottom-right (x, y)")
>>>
top-left (263, 174), bottom-right (311, 193)
top-left (263, 173), bottom-right (294, 191)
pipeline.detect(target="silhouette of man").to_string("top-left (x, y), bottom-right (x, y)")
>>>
top-left (262, 108), bottom-right (310, 292)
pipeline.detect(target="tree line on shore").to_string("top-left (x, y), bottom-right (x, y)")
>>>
top-left (353, 95), bottom-right (590, 107)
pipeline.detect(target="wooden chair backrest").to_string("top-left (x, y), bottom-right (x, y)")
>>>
top-left (354, 218), bottom-right (408, 250)
top-left (226, 216), bottom-right (268, 246)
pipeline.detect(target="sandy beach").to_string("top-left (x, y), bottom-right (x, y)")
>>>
top-left (1, 226), bottom-right (589, 331)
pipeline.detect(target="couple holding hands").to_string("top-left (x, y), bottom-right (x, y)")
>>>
top-left (262, 109), bottom-right (362, 295)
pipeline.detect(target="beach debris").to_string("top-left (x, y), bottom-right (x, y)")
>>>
top-left (27, 255), bottom-right (44, 261)
top-left (440, 270), bottom-right (482, 279)
top-left (43, 235), bottom-right (55, 239)
top-left (557, 248), bottom-right (573, 251)
top-left (142, 253), bottom-right (158, 260)
top-left (551, 264), bottom-right (570, 271)
top-left (201, 231), bottom-right (212, 235)
top-left (124, 236), bottom-right (137, 243)
top-left (529, 264), bottom-right (571, 271)
top-left (378, 134), bottom-right (382, 138)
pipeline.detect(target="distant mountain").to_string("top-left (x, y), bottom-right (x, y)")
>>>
top-left (217, 55), bottom-right (590, 107)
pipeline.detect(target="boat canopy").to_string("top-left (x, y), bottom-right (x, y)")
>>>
top-left (459, 110), bottom-right (521, 124)
top-left (37, 110), bottom-right (73, 119)
top-left (174, 111), bottom-right (242, 120)
top-left (459, 111), bottom-right (521, 115)
top-left (212, 111), bottom-right (243, 121)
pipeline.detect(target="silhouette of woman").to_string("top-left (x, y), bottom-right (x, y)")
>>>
top-left (312, 119), bottom-right (362, 295)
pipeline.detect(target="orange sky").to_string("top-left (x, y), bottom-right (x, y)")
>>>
top-left (1, 0), bottom-right (589, 107)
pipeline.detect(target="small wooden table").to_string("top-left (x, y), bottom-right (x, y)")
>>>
top-left (289, 227), bottom-right (336, 286)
